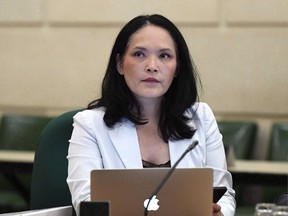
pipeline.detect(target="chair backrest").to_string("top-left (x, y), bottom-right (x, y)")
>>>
top-left (30, 109), bottom-right (82, 210)
top-left (0, 115), bottom-right (52, 150)
top-left (267, 123), bottom-right (288, 161)
top-left (217, 121), bottom-right (258, 160)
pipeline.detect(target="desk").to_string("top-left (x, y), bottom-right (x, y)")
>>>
top-left (0, 150), bottom-right (34, 173)
top-left (229, 160), bottom-right (288, 185)
top-left (0, 150), bottom-right (35, 206)
top-left (0, 150), bottom-right (35, 163)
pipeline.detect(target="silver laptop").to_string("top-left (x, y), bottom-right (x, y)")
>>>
top-left (91, 168), bottom-right (213, 216)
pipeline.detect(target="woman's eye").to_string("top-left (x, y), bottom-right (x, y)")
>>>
top-left (159, 53), bottom-right (171, 59)
top-left (133, 51), bottom-right (144, 58)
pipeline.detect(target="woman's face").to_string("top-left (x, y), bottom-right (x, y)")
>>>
top-left (117, 25), bottom-right (177, 103)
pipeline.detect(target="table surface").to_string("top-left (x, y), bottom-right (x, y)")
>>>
top-left (0, 150), bottom-right (35, 163)
top-left (229, 159), bottom-right (288, 175)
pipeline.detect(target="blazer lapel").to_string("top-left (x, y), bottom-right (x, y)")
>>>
top-left (169, 139), bottom-right (199, 168)
top-left (108, 121), bottom-right (201, 169)
top-left (108, 121), bottom-right (143, 169)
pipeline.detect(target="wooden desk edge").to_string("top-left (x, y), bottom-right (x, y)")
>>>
top-left (0, 150), bottom-right (35, 163)
top-left (229, 159), bottom-right (288, 175)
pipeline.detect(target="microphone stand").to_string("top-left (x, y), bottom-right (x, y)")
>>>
top-left (144, 141), bottom-right (199, 216)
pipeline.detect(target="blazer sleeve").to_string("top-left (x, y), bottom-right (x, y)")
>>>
top-left (201, 103), bottom-right (236, 216)
top-left (67, 111), bottom-right (103, 215)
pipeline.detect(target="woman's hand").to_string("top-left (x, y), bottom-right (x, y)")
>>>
top-left (212, 203), bottom-right (223, 216)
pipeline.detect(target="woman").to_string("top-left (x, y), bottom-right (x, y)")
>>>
top-left (67, 14), bottom-right (236, 216)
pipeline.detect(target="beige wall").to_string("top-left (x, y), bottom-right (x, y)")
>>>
top-left (0, 0), bottom-right (288, 159)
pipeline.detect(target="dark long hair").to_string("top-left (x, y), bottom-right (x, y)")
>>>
top-left (88, 14), bottom-right (200, 142)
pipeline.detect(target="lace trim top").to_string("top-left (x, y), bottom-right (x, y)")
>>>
top-left (142, 160), bottom-right (171, 168)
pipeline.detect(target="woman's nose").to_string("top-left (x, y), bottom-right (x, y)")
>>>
top-left (146, 57), bottom-right (158, 72)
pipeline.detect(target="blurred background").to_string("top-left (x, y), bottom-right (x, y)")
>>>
top-left (1, 0), bottom-right (288, 159)
top-left (0, 0), bottom-right (287, 214)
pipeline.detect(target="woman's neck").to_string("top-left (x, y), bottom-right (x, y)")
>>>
top-left (138, 97), bottom-right (162, 121)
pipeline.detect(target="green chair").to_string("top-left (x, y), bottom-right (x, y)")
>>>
top-left (217, 121), bottom-right (258, 160)
top-left (0, 115), bottom-right (52, 151)
top-left (262, 123), bottom-right (288, 203)
top-left (267, 123), bottom-right (288, 161)
top-left (0, 114), bottom-right (52, 213)
top-left (0, 174), bottom-right (27, 213)
top-left (30, 109), bottom-right (82, 214)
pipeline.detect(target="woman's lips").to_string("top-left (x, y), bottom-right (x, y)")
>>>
top-left (143, 78), bottom-right (159, 83)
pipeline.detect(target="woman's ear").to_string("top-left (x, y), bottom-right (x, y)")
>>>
top-left (116, 54), bottom-right (124, 75)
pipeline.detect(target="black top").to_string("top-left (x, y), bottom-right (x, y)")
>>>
top-left (142, 160), bottom-right (171, 168)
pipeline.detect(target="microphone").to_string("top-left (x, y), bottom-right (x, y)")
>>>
top-left (144, 140), bottom-right (199, 216)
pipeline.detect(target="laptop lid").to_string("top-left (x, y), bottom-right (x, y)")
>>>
top-left (91, 168), bottom-right (213, 216)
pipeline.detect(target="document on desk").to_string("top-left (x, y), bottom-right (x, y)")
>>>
top-left (0, 206), bottom-right (72, 216)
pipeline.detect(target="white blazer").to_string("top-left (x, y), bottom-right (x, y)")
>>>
top-left (67, 102), bottom-right (236, 216)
